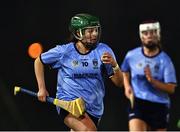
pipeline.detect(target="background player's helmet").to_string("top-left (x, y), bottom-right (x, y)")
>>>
top-left (139, 20), bottom-right (161, 41)
top-left (69, 13), bottom-right (101, 40)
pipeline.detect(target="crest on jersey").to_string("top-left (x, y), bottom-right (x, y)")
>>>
top-left (92, 59), bottom-right (98, 69)
top-left (136, 63), bottom-right (143, 69)
top-left (72, 60), bottom-right (79, 67)
top-left (154, 64), bottom-right (160, 73)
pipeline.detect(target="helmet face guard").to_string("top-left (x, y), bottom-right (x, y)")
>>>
top-left (139, 22), bottom-right (161, 41)
top-left (69, 13), bottom-right (101, 41)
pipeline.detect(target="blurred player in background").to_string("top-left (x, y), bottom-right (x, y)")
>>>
top-left (34, 13), bottom-right (123, 131)
top-left (121, 20), bottom-right (177, 131)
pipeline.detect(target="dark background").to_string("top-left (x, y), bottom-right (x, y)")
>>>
top-left (0, 0), bottom-right (180, 130)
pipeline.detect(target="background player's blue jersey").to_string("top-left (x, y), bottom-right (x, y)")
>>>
top-left (40, 42), bottom-right (116, 118)
top-left (121, 47), bottom-right (177, 105)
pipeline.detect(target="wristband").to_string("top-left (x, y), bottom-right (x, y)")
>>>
top-left (112, 64), bottom-right (120, 72)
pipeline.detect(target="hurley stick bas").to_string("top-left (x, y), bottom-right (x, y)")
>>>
top-left (14, 86), bottom-right (85, 118)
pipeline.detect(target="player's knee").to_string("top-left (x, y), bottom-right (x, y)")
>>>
top-left (86, 125), bottom-right (97, 131)
top-left (129, 118), bottom-right (147, 131)
top-left (82, 126), bottom-right (97, 131)
top-left (64, 114), bottom-right (97, 131)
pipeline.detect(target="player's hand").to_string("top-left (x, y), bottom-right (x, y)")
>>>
top-left (37, 88), bottom-right (49, 102)
top-left (144, 64), bottom-right (153, 82)
top-left (101, 52), bottom-right (116, 67)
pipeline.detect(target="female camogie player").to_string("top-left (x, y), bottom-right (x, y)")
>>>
top-left (34, 13), bottom-right (123, 131)
top-left (121, 20), bottom-right (177, 131)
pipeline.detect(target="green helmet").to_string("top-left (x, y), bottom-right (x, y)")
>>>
top-left (69, 13), bottom-right (101, 40)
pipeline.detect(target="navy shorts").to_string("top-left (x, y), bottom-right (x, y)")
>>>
top-left (127, 97), bottom-right (170, 129)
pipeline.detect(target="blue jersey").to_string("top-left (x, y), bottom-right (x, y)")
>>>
top-left (121, 47), bottom-right (177, 105)
top-left (40, 42), bottom-right (116, 118)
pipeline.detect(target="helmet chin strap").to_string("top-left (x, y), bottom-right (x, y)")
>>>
top-left (143, 42), bottom-right (160, 51)
top-left (75, 27), bottom-right (101, 50)
top-left (81, 40), bottom-right (97, 50)
top-left (77, 33), bottom-right (99, 50)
